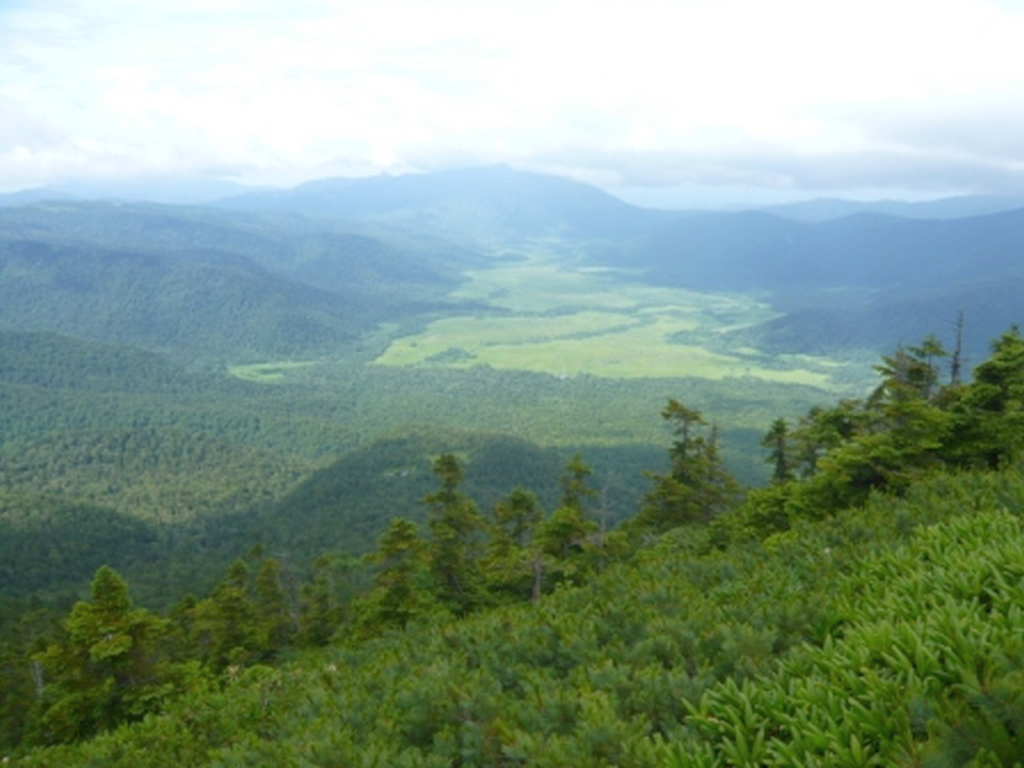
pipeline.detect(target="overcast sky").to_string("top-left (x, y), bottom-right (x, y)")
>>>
top-left (3, 0), bottom-right (1024, 206)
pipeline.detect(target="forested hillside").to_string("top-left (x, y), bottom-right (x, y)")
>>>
top-left (598, 207), bottom-right (1024, 358)
top-left (5, 169), bottom-right (1023, 363)
top-left (2, 326), bottom-right (1023, 765)
top-left (0, 202), bottom-right (463, 362)
top-left (2, 168), bottom-right (1023, 764)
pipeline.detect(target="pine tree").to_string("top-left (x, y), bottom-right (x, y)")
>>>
top-left (350, 517), bottom-right (435, 637)
top-left (634, 399), bottom-right (741, 532)
top-left (186, 559), bottom-right (260, 672)
top-left (485, 488), bottom-right (545, 601)
top-left (559, 453), bottom-right (598, 512)
top-left (298, 554), bottom-right (348, 646)
top-left (253, 557), bottom-right (293, 658)
top-left (948, 325), bottom-right (1024, 469)
top-left (32, 566), bottom-right (169, 744)
top-left (423, 454), bottom-right (489, 615)
top-left (761, 417), bottom-right (794, 484)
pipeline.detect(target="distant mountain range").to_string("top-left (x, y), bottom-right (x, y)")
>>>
top-left (760, 194), bottom-right (1024, 221)
top-left (216, 165), bottom-right (675, 241)
top-left (606, 208), bottom-right (1024, 295)
top-left (594, 205), bottom-right (1024, 356)
top-left (8, 166), bottom-right (1024, 222)
top-left (0, 201), bottom-right (463, 362)
top-left (1, 166), bottom-right (1021, 362)
top-left (0, 177), bottom-right (260, 206)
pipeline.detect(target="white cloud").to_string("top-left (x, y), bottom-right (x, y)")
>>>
top-left (2, 0), bottom-right (1024, 199)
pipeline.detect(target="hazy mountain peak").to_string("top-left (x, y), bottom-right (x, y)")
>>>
top-left (217, 165), bottom-right (674, 240)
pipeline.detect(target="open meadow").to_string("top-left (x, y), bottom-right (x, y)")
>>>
top-left (372, 244), bottom-right (861, 388)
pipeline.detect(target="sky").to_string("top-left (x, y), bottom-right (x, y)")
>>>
top-left (2, 0), bottom-right (1024, 207)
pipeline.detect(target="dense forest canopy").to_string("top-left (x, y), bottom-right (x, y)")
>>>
top-left (1, 324), bottom-right (1023, 763)
top-left (1, 168), bottom-right (1023, 764)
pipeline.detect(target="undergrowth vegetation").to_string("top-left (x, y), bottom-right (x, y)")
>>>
top-left (3, 326), bottom-right (1024, 765)
top-left (14, 467), bottom-right (1024, 766)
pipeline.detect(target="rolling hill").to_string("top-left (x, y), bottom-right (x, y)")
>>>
top-left (4, 169), bottom-right (1021, 363)
top-left (597, 206), bottom-right (1024, 357)
top-left (0, 202), bottom-right (463, 362)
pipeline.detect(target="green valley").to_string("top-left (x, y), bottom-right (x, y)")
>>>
top-left (373, 247), bottom-right (848, 387)
top-left (1, 167), bottom-right (1023, 765)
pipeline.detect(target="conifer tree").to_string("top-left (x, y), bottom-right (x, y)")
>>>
top-left (493, 487), bottom-right (543, 548)
top-left (351, 517), bottom-right (434, 635)
top-left (948, 325), bottom-right (1024, 468)
top-left (423, 454), bottom-right (489, 615)
top-left (485, 488), bottom-right (545, 601)
top-left (298, 554), bottom-right (347, 646)
top-left (761, 417), bottom-right (794, 484)
top-left (33, 566), bottom-right (168, 744)
top-left (253, 557), bottom-right (293, 657)
top-left (186, 558), bottom-right (260, 672)
top-left (634, 399), bottom-right (741, 532)
top-left (559, 453), bottom-right (598, 512)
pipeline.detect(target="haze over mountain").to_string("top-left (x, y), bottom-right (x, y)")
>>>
top-left (760, 194), bottom-right (1024, 222)
top-left (0, 199), bottom-right (464, 361)
top-left (217, 165), bottom-right (675, 240)
top-left (0, 166), bottom-right (1020, 365)
top-left (0, 178), bottom-right (260, 207)
top-left (5, 2), bottom-right (1024, 208)
top-left (4, 3), bottom-right (1024, 761)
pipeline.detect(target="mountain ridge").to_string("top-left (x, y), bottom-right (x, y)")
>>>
top-left (1, 166), bottom-right (1021, 363)
top-left (0, 202), bottom-right (462, 362)
top-left (217, 165), bottom-right (678, 240)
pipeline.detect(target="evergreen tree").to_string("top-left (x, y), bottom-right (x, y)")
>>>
top-left (791, 399), bottom-right (869, 478)
top-left (761, 417), bottom-right (793, 484)
top-left (186, 558), bottom-right (260, 672)
top-left (423, 454), bottom-right (489, 615)
top-left (32, 567), bottom-right (169, 744)
top-left (535, 504), bottom-right (599, 586)
top-left (492, 487), bottom-right (543, 549)
top-left (252, 557), bottom-right (293, 658)
top-left (485, 488), bottom-right (545, 602)
top-left (298, 554), bottom-right (348, 646)
top-left (634, 399), bottom-right (741, 532)
top-left (948, 326), bottom-right (1024, 469)
top-left (0, 609), bottom-right (52, 751)
top-left (351, 517), bottom-right (434, 636)
top-left (559, 453), bottom-right (597, 513)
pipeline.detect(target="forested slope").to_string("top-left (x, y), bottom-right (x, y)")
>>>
top-left (12, 463), bottom-right (1024, 765)
top-left (3, 327), bottom-right (1024, 765)
top-left (0, 327), bottom-right (811, 615)
top-left (3, 170), bottom-right (1024, 764)
top-left (601, 206), bottom-right (1024, 358)
top-left (0, 203), bottom-right (462, 361)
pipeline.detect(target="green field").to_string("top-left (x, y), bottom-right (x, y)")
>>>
top-left (227, 360), bottom-right (319, 383)
top-left (373, 248), bottom-right (850, 388)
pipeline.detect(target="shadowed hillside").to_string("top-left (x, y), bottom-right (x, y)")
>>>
top-left (0, 202), bottom-right (463, 361)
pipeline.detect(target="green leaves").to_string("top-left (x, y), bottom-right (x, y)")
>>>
top-left (10, 463), bottom-right (1024, 766)
top-left (12, 327), bottom-right (1024, 764)
top-left (32, 566), bottom-right (173, 745)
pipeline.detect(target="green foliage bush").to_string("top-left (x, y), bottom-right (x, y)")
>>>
top-left (12, 464), bottom-right (1024, 766)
